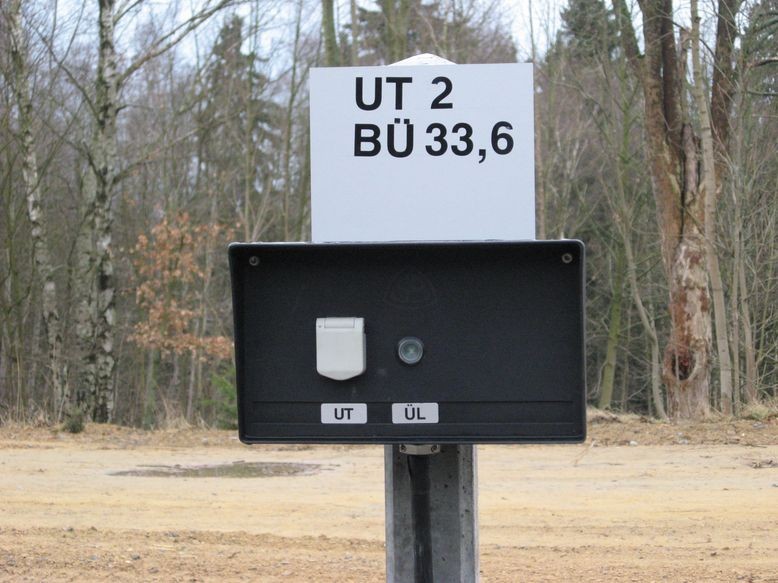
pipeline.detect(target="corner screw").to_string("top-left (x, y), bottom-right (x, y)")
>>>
top-left (400, 445), bottom-right (407, 452)
top-left (430, 445), bottom-right (438, 452)
top-left (561, 253), bottom-right (573, 264)
top-left (249, 256), bottom-right (260, 266)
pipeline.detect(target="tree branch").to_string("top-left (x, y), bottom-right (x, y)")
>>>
top-left (752, 57), bottom-right (778, 67)
top-left (119, 0), bottom-right (233, 85)
top-left (611, 0), bottom-right (643, 79)
top-left (114, 0), bottom-right (145, 25)
top-left (710, 0), bottom-right (741, 178)
top-left (28, 2), bottom-right (98, 119)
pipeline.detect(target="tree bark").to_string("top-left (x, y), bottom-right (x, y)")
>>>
top-left (74, 171), bottom-right (97, 416)
top-left (7, 0), bottom-right (68, 416)
top-left (76, 0), bottom-right (119, 422)
top-left (142, 349), bottom-right (157, 429)
top-left (620, 186), bottom-right (668, 420)
top-left (350, 0), bottom-right (361, 65)
top-left (738, 251), bottom-right (757, 403)
top-left (380, 0), bottom-right (410, 62)
top-left (691, 0), bottom-right (734, 415)
top-left (529, 0), bottom-right (546, 240)
top-left (710, 0), bottom-right (741, 175)
top-left (598, 251), bottom-right (625, 410)
top-left (295, 130), bottom-right (312, 240)
top-left (283, 0), bottom-right (305, 239)
top-left (730, 236), bottom-right (741, 411)
top-left (0, 336), bottom-right (7, 410)
top-left (613, 0), bottom-right (712, 419)
top-left (322, 0), bottom-right (340, 66)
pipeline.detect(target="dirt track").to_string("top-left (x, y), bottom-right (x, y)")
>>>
top-left (1, 417), bottom-right (777, 582)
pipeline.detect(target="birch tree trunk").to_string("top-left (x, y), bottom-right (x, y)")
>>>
top-left (92, 0), bottom-right (120, 423)
top-left (74, 171), bottom-right (97, 417)
top-left (8, 0), bottom-right (68, 416)
top-left (76, 0), bottom-right (119, 422)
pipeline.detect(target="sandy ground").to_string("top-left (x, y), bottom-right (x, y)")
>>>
top-left (0, 416), bottom-right (777, 582)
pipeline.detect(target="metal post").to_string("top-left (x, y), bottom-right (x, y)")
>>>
top-left (385, 444), bottom-right (479, 582)
top-left (408, 452), bottom-right (434, 583)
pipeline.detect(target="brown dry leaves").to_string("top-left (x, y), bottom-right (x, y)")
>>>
top-left (130, 212), bottom-right (231, 361)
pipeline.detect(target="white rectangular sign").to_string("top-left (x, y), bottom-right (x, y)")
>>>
top-left (310, 63), bottom-right (535, 242)
top-left (392, 402), bottom-right (439, 424)
top-left (321, 403), bottom-right (367, 424)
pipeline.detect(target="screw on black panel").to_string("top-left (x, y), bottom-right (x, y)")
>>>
top-left (249, 256), bottom-right (260, 266)
top-left (561, 253), bottom-right (573, 264)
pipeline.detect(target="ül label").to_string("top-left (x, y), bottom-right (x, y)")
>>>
top-left (392, 403), bottom-right (439, 424)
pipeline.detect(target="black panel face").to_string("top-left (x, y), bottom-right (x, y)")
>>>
top-left (230, 241), bottom-right (586, 444)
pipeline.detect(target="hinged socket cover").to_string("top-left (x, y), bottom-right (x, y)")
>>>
top-left (316, 317), bottom-right (366, 381)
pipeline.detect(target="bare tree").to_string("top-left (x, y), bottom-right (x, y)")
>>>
top-left (68, 0), bottom-right (232, 422)
top-left (612, 0), bottom-right (717, 419)
top-left (5, 0), bottom-right (68, 417)
top-left (690, 0), bottom-right (740, 415)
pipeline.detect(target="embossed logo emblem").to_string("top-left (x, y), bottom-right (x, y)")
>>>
top-left (384, 268), bottom-right (437, 309)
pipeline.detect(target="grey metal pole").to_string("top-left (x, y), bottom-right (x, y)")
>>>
top-left (407, 453), bottom-right (434, 583)
top-left (385, 444), bottom-right (479, 582)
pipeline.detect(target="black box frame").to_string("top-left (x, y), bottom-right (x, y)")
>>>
top-left (230, 240), bottom-right (586, 444)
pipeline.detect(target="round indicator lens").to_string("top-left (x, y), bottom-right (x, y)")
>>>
top-left (398, 337), bottom-right (424, 365)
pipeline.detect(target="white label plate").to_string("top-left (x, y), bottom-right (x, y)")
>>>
top-left (310, 63), bottom-right (535, 242)
top-left (392, 403), bottom-right (439, 424)
top-left (321, 403), bottom-right (367, 424)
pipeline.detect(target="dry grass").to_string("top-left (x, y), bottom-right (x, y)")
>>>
top-left (586, 407), bottom-right (655, 425)
top-left (741, 397), bottom-right (778, 421)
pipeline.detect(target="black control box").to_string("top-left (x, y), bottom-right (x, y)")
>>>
top-left (229, 241), bottom-right (586, 444)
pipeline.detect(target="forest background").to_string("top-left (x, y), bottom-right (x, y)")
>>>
top-left (0, 0), bottom-right (775, 429)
